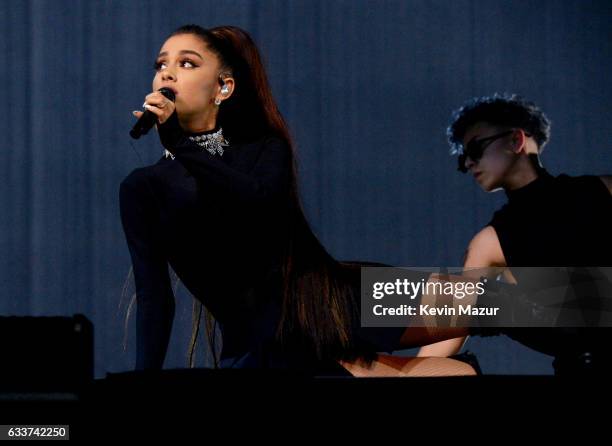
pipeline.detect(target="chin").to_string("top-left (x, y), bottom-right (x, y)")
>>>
top-left (482, 182), bottom-right (504, 193)
top-left (478, 179), bottom-right (501, 193)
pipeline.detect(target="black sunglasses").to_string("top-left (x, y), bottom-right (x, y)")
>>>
top-left (457, 130), bottom-right (514, 173)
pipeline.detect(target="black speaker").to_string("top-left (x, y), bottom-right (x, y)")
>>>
top-left (0, 314), bottom-right (93, 391)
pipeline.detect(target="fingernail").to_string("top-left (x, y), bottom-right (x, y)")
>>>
top-left (132, 111), bottom-right (139, 116)
top-left (142, 102), bottom-right (147, 108)
top-left (144, 104), bottom-right (152, 110)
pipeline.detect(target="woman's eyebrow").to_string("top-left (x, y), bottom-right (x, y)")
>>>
top-left (156, 50), bottom-right (204, 60)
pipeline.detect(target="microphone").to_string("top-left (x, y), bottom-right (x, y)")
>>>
top-left (129, 87), bottom-right (176, 139)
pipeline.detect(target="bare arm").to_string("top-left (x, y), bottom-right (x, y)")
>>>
top-left (416, 226), bottom-right (506, 357)
top-left (416, 335), bottom-right (468, 357)
top-left (599, 176), bottom-right (612, 195)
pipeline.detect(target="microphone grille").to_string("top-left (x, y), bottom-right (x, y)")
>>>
top-left (158, 87), bottom-right (176, 102)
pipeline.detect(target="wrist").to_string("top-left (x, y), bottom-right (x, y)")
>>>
top-left (157, 111), bottom-right (184, 151)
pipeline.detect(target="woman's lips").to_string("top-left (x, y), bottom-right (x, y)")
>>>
top-left (160, 86), bottom-right (177, 96)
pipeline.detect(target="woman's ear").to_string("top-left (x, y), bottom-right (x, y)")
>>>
top-left (217, 77), bottom-right (235, 103)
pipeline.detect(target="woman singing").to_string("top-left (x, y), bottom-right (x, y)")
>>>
top-left (120, 25), bottom-right (474, 376)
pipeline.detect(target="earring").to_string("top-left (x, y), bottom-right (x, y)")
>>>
top-left (214, 98), bottom-right (222, 106)
top-left (221, 84), bottom-right (229, 95)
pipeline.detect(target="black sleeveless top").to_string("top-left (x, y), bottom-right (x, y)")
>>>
top-left (489, 171), bottom-right (612, 269)
top-left (486, 171), bottom-right (612, 361)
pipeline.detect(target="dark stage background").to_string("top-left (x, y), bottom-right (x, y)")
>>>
top-left (1, 0), bottom-right (610, 377)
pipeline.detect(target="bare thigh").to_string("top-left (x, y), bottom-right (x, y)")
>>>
top-left (338, 355), bottom-right (477, 377)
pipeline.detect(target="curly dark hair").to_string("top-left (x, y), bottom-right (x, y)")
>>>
top-left (447, 93), bottom-right (551, 155)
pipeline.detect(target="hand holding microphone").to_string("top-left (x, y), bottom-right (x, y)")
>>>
top-left (130, 87), bottom-right (176, 139)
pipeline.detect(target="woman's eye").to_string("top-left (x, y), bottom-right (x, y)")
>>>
top-left (153, 60), bottom-right (197, 71)
top-left (181, 60), bottom-right (197, 68)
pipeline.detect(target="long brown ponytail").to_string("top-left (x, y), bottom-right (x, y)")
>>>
top-left (174, 25), bottom-right (360, 361)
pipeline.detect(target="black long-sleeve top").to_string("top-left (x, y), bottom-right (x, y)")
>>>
top-left (120, 115), bottom-right (293, 370)
top-left (120, 114), bottom-right (405, 372)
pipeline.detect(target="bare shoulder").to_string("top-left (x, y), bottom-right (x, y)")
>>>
top-left (464, 226), bottom-right (506, 268)
top-left (599, 176), bottom-right (612, 194)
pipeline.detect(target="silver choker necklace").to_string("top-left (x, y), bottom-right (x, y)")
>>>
top-left (164, 128), bottom-right (229, 160)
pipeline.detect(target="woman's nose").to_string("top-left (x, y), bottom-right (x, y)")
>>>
top-left (161, 69), bottom-right (176, 82)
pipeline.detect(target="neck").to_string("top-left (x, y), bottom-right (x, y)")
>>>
top-left (502, 156), bottom-right (540, 191)
top-left (178, 110), bottom-right (218, 134)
